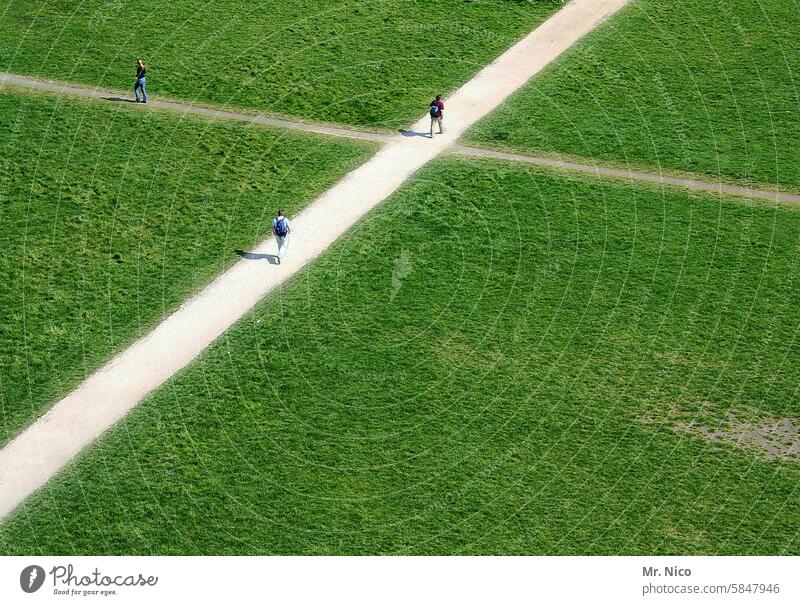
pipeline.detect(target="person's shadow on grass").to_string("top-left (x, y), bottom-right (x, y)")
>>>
top-left (102, 97), bottom-right (138, 103)
top-left (235, 249), bottom-right (278, 264)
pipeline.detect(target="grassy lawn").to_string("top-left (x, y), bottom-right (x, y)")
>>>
top-left (465, 0), bottom-right (800, 191)
top-left (0, 0), bottom-right (561, 129)
top-left (2, 157), bottom-right (798, 554)
top-left (0, 88), bottom-right (375, 445)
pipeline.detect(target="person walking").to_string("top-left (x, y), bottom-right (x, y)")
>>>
top-left (134, 58), bottom-right (147, 103)
top-left (429, 94), bottom-right (444, 138)
top-left (272, 209), bottom-right (291, 264)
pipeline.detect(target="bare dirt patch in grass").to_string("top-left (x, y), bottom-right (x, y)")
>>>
top-left (642, 403), bottom-right (800, 462)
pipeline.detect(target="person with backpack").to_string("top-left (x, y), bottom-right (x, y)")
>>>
top-left (429, 94), bottom-right (445, 138)
top-left (272, 209), bottom-right (291, 264)
top-left (134, 58), bottom-right (148, 103)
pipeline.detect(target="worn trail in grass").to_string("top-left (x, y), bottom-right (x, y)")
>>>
top-left (0, 90), bottom-right (375, 445)
top-left (1, 0), bottom-right (561, 129)
top-left (2, 158), bottom-right (798, 555)
top-left (6, 72), bottom-right (800, 207)
top-left (467, 0), bottom-right (800, 191)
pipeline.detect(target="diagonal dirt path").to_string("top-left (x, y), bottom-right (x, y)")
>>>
top-left (5, 70), bottom-right (799, 206)
top-left (0, 0), bottom-right (631, 521)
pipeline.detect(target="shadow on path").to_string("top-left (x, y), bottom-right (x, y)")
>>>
top-left (399, 129), bottom-right (431, 138)
top-left (102, 96), bottom-right (138, 103)
top-left (235, 249), bottom-right (278, 264)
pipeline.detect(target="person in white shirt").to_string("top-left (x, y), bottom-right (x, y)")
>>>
top-left (271, 209), bottom-right (291, 264)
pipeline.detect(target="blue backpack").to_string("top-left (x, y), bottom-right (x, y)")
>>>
top-left (429, 103), bottom-right (441, 118)
top-left (274, 217), bottom-right (288, 237)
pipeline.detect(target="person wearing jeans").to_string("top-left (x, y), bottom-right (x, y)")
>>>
top-left (134, 58), bottom-right (147, 103)
top-left (272, 209), bottom-right (291, 265)
top-left (429, 94), bottom-right (444, 138)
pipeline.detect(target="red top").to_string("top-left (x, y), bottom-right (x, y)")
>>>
top-left (432, 99), bottom-right (444, 116)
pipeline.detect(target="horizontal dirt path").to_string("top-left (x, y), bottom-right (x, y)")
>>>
top-left (3, 70), bottom-right (798, 205)
top-left (0, 0), bottom-right (631, 521)
top-left (0, 71), bottom-right (389, 143)
top-left (453, 146), bottom-right (800, 205)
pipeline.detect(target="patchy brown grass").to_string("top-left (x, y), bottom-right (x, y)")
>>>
top-left (642, 402), bottom-right (800, 462)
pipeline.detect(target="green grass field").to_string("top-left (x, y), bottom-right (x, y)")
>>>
top-left (1, 0), bottom-right (561, 129)
top-left (466, 0), bottom-right (800, 190)
top-left (0, 88), bottom-right (375, 445)
top-left (2, 158), bottom-right (797, 555)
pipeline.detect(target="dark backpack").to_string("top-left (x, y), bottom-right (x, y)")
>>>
top-left (274, 217), bottom-right (288, 237)
top-left (429, 103), bottom-right (441, 118)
